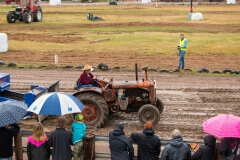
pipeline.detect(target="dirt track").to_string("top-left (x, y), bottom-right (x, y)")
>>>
top-left (1, 68), bottom-right (239, 143)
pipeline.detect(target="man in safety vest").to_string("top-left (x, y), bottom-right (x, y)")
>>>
top-left (177, 34), bottom-right (188, 69)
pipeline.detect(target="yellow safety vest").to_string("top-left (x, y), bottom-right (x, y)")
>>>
top-left (179, 38), bottom-right (188, 52)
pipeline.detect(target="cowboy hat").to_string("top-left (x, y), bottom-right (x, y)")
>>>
top-left (82, 64), bottom-right (92, 71)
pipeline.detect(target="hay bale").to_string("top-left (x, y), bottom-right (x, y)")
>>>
top-left (188, 12), bottom-right (203, 21)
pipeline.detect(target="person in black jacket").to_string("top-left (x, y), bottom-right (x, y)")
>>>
top-left (109, 123), bottom-right (134, 160)
top-left (0, 123), bottom-right (20, 159)
top-left (191, 135), bottom-right (216, 160)
top-left (27, 122), bottom-right (50, 160)
top-left (161, 129), bottom-right (191, 160)
top-left (130, 121), bottom-right (161, 160)
top-left (218, 137), bottom-right (240, 160)
top-left (48, 116), bottom-right (73, 160)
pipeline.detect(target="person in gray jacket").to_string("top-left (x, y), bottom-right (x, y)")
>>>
top-left (109, 123), bottom-right (134, 160)
top-left (161, 129), bottom-right (191, 160)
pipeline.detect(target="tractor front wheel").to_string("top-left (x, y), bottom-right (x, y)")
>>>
top-left (138, 104), bottom-right (160, 126)
top-left (23, 12), bottom-right (33, 23)
top-left (7, 11), bottom-right (16, 23)
top-left (156, 98), bottom-right (164, 114)
top-left (34, 7), bottom-right (43, 22)
top-left (74, 92), bottom-right (109, 128)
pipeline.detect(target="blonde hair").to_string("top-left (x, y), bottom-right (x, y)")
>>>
top-left (33, 122), bottom-right (46, 141)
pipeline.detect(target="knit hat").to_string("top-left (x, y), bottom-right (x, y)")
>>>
top-left (75, 114), bottom-right (84, 121)
top-left (144, 121), bottom-right (153, 129)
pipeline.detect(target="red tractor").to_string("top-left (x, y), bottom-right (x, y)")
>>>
top-left (6, 0), bottom-right (43, 23)
top-left (73, 64), bottom-right (164, 128)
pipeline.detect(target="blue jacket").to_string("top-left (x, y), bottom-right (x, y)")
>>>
top-left (161, 136), bottom-right (191, 160)
top-left (72, 122), bottom-right (86, 145)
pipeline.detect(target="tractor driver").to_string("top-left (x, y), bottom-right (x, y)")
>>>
top-left (77, 64), bottom-right (99, 89)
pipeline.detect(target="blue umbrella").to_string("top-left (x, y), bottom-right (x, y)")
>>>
top-left (0, 100), bottom-right (28, 127)
top-left (27, 92), bottom-right (84, 116)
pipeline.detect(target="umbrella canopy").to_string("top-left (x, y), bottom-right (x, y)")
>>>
top-left (27, 92), bottom-right (84, 116)
top-left (0, 100), bottom-right (28, 127)
top-left (202, 114), bottom-right (240, 138)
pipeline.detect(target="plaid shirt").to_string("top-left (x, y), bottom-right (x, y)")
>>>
top-left (78, 72), bottom-right (94, 85)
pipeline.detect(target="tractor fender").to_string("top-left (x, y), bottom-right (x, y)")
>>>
top-left (73, 87), bottom-right (103, 97)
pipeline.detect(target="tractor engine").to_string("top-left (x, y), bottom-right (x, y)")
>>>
top-left (117, 88), bottom-right (150, 112)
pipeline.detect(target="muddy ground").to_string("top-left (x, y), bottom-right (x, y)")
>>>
top-left (1, 68), bottom-right (239, 142)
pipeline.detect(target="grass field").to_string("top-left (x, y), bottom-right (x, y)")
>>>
top-left (0, 4), bottom-right (239, 69)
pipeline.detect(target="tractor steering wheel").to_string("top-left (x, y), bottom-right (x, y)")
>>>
top-left (104, 78), bottom-right (113, 90)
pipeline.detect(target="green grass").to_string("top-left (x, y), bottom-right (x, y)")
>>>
top-left (0, 5), bottom-right (240, 56)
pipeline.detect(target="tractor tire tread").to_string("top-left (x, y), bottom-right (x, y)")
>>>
top-left (7, 11), bottom-right (16, 23)
top-left (33, 7), bottom-right (43, 22)
top-left (156, 98), bottom-right (164, 114)
top-left (138, 104), bottom-right (160, 126)
top-left (75, 92), bottom-right (108, 128)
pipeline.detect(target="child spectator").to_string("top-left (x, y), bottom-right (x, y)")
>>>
top-left (27, 122), bottom-right (50, 160)
top-left (72, 114), bottom-right (86, 160)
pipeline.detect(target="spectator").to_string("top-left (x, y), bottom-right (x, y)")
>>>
top-left (0, 123), bottom-right (20, 160)
top-left (191, 135), bottom-right (216, 160)
top-left (109, 123), bottom-right (134, 160)
top-left (48, 116), bottom-right (73, 160)
top-left (27, 122), bottom-right (50, 160)
top-left (218, 137), bottom-right (240, 160)
top-left (72, 114), bottom-right (86, 160)
top-left (77, 64), bottom-right (98, 89)
top-left (161, 129), bottom-right (191, 160)
top-left (130, 121), bottom-right (161, 160)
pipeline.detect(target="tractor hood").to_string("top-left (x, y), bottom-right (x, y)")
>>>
top-left (112, 80), bottom-right (155, 89)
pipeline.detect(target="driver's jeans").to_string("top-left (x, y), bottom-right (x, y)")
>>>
top-left (77, 81), bottom-right (99, 89)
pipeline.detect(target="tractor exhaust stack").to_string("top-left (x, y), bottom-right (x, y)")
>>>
top-left (135, 63), bottom-right (138, 81)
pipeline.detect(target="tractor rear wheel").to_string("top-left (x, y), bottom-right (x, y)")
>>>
top-left (156, 98), bottom-right (164, 114)
top-left (23, 12), bottom-right (33, 23)
top-left (74, 92), bottom-right (109, 128)
top-left (34, 7), bottom-right (43, 22)
top-left (138, 104), bottom-right (160, 126)
top-left (7, 11), bottom-right (16, 23)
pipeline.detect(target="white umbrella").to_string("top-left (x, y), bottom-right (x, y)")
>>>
top-left (27, 92), bottom-right (84, 116)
